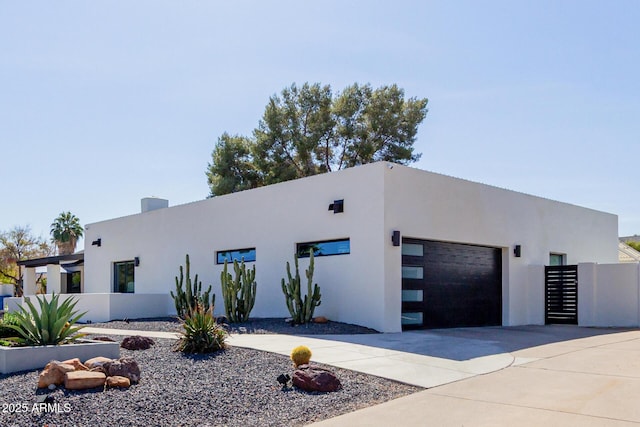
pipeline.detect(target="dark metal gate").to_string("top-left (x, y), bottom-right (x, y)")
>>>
top-left (545, 265), bottom-right (578, 325)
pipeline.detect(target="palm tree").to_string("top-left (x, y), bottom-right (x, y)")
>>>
top-left (50, 212), bottom-right (84, 255)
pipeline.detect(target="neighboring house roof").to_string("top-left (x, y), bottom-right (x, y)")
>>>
top-left (619, 242), bottom-right (640, 263)
top-left (620, 235), bottom-right (640, 243)
top-left (17, 252), bottom-right (84, 268)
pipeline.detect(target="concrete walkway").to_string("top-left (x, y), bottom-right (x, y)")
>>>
top-left (312, 327), bottom-right (640, 426)
top-left (83, 325), bottom-right (640, 426)
top-left (83, 326), bottom-right (512, 387)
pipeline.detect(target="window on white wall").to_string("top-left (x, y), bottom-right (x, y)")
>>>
top-left (296, 238), bottom-right (350, 258)
top-left (114, 261), bottom-right (135, 293)
top-left (549, 253), bottom-right (566, 266)
top-left (216, 248), bottom-right (256, 264)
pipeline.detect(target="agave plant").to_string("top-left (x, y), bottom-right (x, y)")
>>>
top-left (174, 306), bottom-right (227, 354)
top-left (6, 293), bottom-right (86, 346)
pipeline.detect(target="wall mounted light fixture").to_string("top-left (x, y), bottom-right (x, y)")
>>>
top-left (134, 257), bottom-right (140, 267)
top-left (514, 245), bottom-right (522, 257)
top-left (91, 238), bottom-right (102, 247)
top-left (328, 199), bottom-right (344, 214)
top-left (392, 230), bottom-right (401, 246)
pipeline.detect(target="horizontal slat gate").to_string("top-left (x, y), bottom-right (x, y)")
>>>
top-left (545, 265), bottom-right (578, 325)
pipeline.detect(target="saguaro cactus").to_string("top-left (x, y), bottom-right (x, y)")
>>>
top-left (170, 254), bottom-right (215, 318)
top-left (220, 259), bottom-right (257, 323)
top-left (281, 251), bottom-right (321, 324)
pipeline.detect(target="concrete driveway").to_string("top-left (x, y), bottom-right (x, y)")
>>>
top-left (311, 325), bottom-right (640, 426)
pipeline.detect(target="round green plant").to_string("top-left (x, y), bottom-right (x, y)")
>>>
top-left (290, 345), bottom-right (312, 367)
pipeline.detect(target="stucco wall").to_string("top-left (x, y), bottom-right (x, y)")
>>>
top-left (579, 262), bottom-right (640, 327)
top-left (383, 165), bottom-right (618, 329)
top-left (81, 162), bottom-right (618, 332)
top-left (84, 164), bottom-right (388, 330)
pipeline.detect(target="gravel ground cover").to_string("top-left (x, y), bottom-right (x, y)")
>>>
top-left (0, 337), bottom-right (421, 427)
top-left (92, 317), bottom-right (379, 335)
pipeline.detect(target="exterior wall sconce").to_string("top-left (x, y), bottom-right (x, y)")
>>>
top-left (91, 238), bottom-right (102, 247)
top-left (134, 257), bottom-right (140, 267)
top-left (514, 245), bottom-right (522, 257)
top-left (328, 199), bottom-right (344, 214)
top-left (392, 230), bottom-right (401, 246)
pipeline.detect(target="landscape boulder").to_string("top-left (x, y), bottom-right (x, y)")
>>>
top-left (292, 364), bottom-right (342, 392)
top-left (64, 371), bottom-right (107, 390)
top-left (38, 361), bottom-right (77, 388)
top-left (121, 335), bottom-right (155, 350)
top-left (92, 336), bottom-right (116, 342)
top-left (312, 316), bottom-right (328, 324)
top-left (61, 358), bottom-right (89, 371)
top-left (84, 356), bottom-right (114, 371)
top-left (103, 357), bottom-right (141, 383)
top-left (106, 375), bottom-right (131, 388)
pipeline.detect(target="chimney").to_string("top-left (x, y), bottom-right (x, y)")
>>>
top-left (141, 197), bottom-right (169, 213)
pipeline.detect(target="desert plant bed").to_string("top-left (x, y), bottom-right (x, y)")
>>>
top-left (0, 338), bottom-right (421, 427)
top-left (92, 317), bottom-right (379, 335)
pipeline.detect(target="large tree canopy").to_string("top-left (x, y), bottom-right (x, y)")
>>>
top-left (206, 82), bottom-right (428, 196)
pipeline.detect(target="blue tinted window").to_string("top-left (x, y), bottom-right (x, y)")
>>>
top-left (297, 239), bottom-right (350, 258)
top-left (216, 248), bottom-right (256, 264)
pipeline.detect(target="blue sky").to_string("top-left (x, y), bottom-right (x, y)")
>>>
top-left (1, 1), bottom-right (639, 248)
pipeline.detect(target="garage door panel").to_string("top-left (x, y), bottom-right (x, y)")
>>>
top-left (402, 239), bottom-right (502, 329)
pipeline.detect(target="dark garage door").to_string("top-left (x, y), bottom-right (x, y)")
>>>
top-left (402, 238), bottom-right (502, 329)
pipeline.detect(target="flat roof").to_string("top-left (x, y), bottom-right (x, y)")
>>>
top-left (17, 252), bottom-right (84, 268)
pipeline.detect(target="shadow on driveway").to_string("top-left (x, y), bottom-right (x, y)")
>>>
top-left (308, 325), bottom-right (636, 361)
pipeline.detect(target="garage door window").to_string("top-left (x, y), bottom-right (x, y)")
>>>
top-left (401, 312), bottom-right (423, 326)
top-left (402, 266), bottom-right (424, 279)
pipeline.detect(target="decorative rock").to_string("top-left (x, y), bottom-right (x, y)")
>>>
top-left (84, 356), bottom-right (114, 370)
top-left (292, 364), bottom-right (342, 392)
top-left (121, 335), bottom-right (155, 350)
top-left (37, 361), bottom-right (76, 388)
top-left (103, 357), bottom-right (141, 383)
top-left (64, 371), bottom-right (107, 390)
top-left (61, 358), bottom-right (89, 371)
top-left (106, 375), bottom-right (131, 388)
top-left (92, 336), bottom-right (116, 342)
top-left (312, 316), bottom-right (328, 324)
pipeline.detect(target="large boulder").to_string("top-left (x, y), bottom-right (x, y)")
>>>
top-left (64, 371), bottom-right (107, 390)
top-left (292, 365), bottom-right (342, 392)
top-left (38, 361), bottom-right (76, 389)
top-left (103, 357), bottom-right (141, 383)
top-left (121, 335), bottom-right (155, 350)
top-left (84, 356), bottom-right (114, 371)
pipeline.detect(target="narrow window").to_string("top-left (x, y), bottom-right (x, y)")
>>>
top-left (296, 238), bottom-right (350, 258)
top-left (549, 253), bottom-right (566, 266)
top-left (216, 248), bottom-right (256, 264)
top-left (114, 261), bottom-right (135, 293)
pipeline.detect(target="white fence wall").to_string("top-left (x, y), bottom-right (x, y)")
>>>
top-left (579, 262), bottom-right (640, 327)
top-left (5, 294), bottom-right (171, 323)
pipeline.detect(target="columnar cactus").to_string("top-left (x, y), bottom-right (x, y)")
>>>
top-left (170, 254), bottom-right (215, 318)
top-left (220, 259), bottom-right (257, 323)
top-left (281, 251), bottom-right (321, 324)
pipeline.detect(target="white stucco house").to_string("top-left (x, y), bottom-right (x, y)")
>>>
top-left (13, 162), bottom-right (632, 332)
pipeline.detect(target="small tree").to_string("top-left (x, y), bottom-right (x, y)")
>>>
top-left (50, 212), bottom-right (83, 255)
top-left (0, 226), bottom-right (53, 296)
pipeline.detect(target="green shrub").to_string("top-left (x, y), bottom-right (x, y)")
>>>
top-left (6, 293), bottom-right (86, 346)
top-left (0, 312), bottom-right (21, 338)
top-left (220, 259), bottom-right (257, 323)
top-left (290, 345), bottom-right (312, 367)
top-left (281, 251), bottom-right (321, 325)
top-left (174, 307), bottom-right (227, 354)
top-left (171, 254), bottom-right (215, 319)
